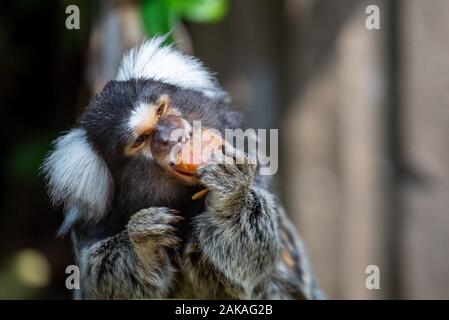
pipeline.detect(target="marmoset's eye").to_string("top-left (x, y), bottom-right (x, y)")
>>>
top-left (156, 104), bottom-right (165, 116)
top-left (156, 95), bottom-right (170, 118)
top-left (133, 134), bottom-right (148, 148)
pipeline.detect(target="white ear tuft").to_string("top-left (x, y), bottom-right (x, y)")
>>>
top-left (116, 36), bottom-right (224, 98)
top-left (42, 128), bottom-right (113, 223)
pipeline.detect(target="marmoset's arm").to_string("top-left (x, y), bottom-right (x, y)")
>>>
top-left (180, 151), bottom-right (281, 299)
top-left (77, 207), bottom-right (181, 299)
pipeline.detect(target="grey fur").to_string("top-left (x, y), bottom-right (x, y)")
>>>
top-left (177, 151), bottom-right (280, 298)
top-left (79, 207), bottom-right (179, 299)
top-left (72, 148), bottom-right (323, 299)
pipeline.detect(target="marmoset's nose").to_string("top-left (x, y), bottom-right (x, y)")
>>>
top-left (152, 115), bottom-right (191, 148)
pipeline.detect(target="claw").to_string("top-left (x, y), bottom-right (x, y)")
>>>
top-left (164, 225), bottom-right (177, 233)
top-left (172, 215), bottom-right (185, 223)
top-left (164, 236), bottom-right (183, 247)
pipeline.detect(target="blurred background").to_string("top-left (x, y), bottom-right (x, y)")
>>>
top-left (1, 0), bottom-right (449, 299)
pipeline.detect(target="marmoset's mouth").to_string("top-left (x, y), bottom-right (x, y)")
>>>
top-left (172, 164), bottom-right (199, 179)
top-left (166, 162), bottom-right (199, 185)
top-left (171, 164), bottom-right (196, 177)
top-left (153, 127), bottom-right (226, 185)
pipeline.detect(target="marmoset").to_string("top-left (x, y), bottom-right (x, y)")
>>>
top-left (42, 37), bottom-right (323, 299)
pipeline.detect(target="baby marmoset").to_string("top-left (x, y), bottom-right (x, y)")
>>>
top-left (42, 37), bottom-right (323, 299)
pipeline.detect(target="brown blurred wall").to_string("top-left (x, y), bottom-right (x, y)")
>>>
top-left (400, 0), bottom-right (449, 299)
top-left (281, 0), bottom-right (449, 299)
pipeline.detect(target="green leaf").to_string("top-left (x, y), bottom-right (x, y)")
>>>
top-left (139, 0), bottom-right (229, 38)
top-left (181, 0), bottom-right (228, 23)
top-left (141, 0), bottom-right (179, 39)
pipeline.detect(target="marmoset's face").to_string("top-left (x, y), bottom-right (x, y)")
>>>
top-left (124, 94), bottom-right (199, 185)
top-left (82, 79), bottom-right (206, 185)
top-left (42, 38), bottom-right (241, 218)
top-left (78, 79), bottom-right (235, 213)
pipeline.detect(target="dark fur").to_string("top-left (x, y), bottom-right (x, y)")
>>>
top-left (53, 79), bottom-right (323, 299)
